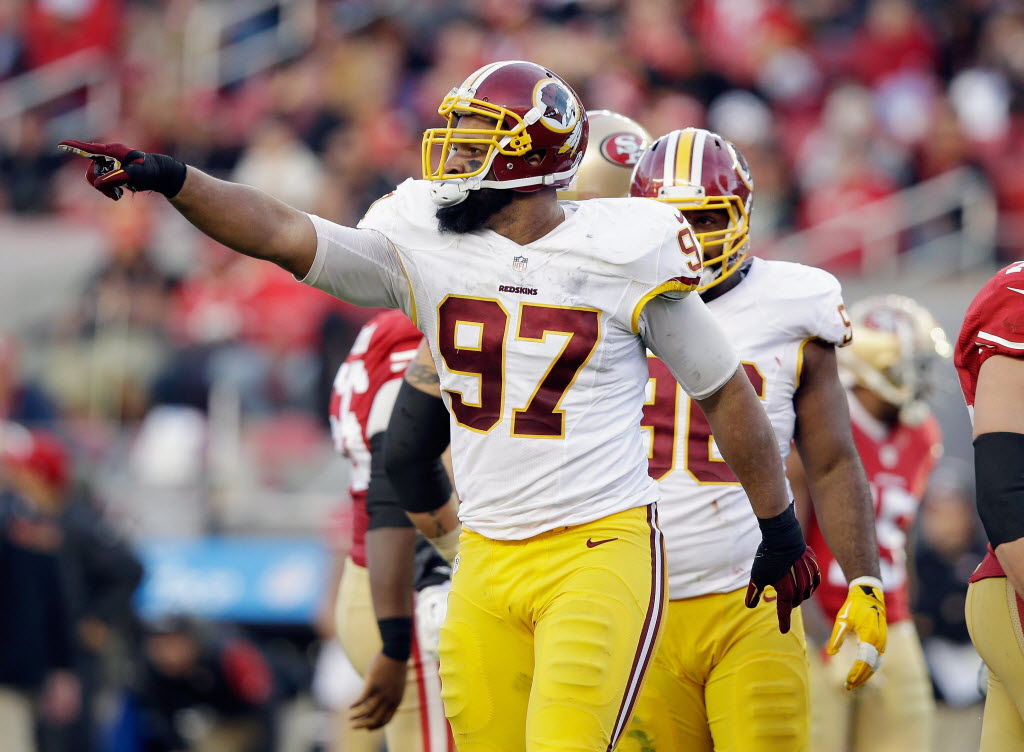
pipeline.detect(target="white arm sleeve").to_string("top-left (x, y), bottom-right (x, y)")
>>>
top-left (296, 213), bottom-right (413, 314)
top-left (639, 294), bottom-right (741, 400)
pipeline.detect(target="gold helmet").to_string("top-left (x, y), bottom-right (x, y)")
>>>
top-left (559, 110), bottom-right (651, 200)
top-left (629, 127), bottom-right (754, 291)
top-left (838, 295), bottom-right (952, 421)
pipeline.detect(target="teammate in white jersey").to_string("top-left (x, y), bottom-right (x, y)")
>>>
top-left (619, 128), bottom-right (886, 752)
top-left (58, 61), bottom-right (817, 751)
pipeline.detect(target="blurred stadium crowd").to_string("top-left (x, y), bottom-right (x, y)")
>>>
top-left (0, 0), bottom-right (1014, 750)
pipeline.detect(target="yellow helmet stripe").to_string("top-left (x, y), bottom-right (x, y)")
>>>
top-left (674, 129), bottom-right (696, 185)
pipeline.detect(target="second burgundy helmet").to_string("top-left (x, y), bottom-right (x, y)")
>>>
top-left (630, 128), bottom-right (753, 291)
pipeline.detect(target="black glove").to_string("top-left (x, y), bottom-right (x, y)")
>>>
top-left (57, 140), bottom-right (186, 201)
top-left (744, 503), bottom-right (821, 633)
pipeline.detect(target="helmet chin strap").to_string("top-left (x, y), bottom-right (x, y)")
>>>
top-left (429, 167), bottom-right (583, 207)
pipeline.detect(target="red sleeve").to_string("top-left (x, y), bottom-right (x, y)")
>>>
top-left (956, 263), bottom-right (1024, 407)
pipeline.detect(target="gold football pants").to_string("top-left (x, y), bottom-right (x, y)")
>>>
top-left (621, 587), bottom-right (808, 752)
top-left (336, 560), bottom-right (453, 752)
top-left (809, 619), bottom-right (933, 752)
top-left (967, 576), bottom-right (1024, 752)
top-left (439, 504), bottom-right (666, 751)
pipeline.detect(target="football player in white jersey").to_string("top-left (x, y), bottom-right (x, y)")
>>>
top-left (618, 128), bottom-right (886, 752)
top-left (386, 109), bottom-right (654, 561)
top-left (58, 61), bottom-right (818, 751)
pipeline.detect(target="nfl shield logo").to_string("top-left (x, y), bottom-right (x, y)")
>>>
top-left (513, 255), bottom-right (528, 272)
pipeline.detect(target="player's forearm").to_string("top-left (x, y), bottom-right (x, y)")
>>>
top-left (169, 167), bottom-right (317, 278)
top-left (698, 369), bottom-right (790, 518)
top-left (365, 527), bottom-right (416, 619)
top-left (801, 451), bottom-right (880, 580)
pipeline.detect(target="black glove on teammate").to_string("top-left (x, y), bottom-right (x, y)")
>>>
top-left (744, 502), bottom-right (821, 634)
top-left (57, 140), bottom-right (186, 201)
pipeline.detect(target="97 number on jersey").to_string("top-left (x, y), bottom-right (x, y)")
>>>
top-left (436, 296), bottom-right (600, 438)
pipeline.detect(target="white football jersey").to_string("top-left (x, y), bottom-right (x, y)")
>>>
top-left (643, 257), bottom-right (852, 599)
top-left (301, 178), bottom-right (729, 540)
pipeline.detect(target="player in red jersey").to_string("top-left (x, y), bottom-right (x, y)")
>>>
top-left (327, 309), bottom-right (453, 752)
top-left (956, 261), bottom-right (1024, 750)
top-left (793, 295), bottom-right (950, 752)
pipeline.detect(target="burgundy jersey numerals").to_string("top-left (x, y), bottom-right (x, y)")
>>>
top-left (437, 296), bottom-right (509, 432)
top-left (643, 357), bottom-right (680, 480)
top-left (641, 358), bottom-right (765, 482)
top-left (437, 296), bottom-right (600, 437)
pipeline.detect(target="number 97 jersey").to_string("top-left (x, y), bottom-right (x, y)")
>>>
top-left (356, 179), bottom-right (706, 541)
top-left (642, 258), bottom-right (852, 600)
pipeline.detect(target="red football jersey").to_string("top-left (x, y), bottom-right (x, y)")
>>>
top-left (806, 397), bottom-right (941, 623)
top-left (956, 261), bottom-right (1024, 582)
top-left (328, 310), bottom-right (422, 567)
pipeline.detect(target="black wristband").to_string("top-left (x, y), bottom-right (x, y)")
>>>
top-left (975, 432), bottom-right (1024, 547)
top-left (125, 151), bottom-right (187, 198)
top-left (377, 617), bottom-right (413, 662)
top-left (756, 502), bottom-right (804, 554)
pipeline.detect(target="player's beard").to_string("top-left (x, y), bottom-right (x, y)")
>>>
top-left (436, 187), bottom-right (516, 234)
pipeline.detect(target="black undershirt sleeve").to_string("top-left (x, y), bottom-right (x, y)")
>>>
top-left (366, 432), bottom-right (414, 530)
top-left (975, 432), bottom-right (1024, 548)
top-left (384, 380), bottom-right (453, 514)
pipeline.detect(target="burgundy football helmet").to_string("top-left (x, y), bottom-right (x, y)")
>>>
top-left (422, 60), bottom-right (589, 206)
top-left (630, 128), bottom-right (753, 291)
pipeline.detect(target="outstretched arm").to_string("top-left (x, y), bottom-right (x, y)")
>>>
top-left (58, 141), bottom-right (410, 311)
top-left (59, 140), bottom-right (317, 277)
top-left (169, 168), bottom-right (317, 278)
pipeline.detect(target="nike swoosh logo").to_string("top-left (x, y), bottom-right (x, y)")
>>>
top-left (1009, 287), bottom-right (1024, 295)
top-left (763, 594), bottom-right (777, 602)
top-left (586, 537), bottom-right (618, 548)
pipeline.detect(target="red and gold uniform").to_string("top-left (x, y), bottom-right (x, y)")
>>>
top-left (329, 310), bottom-right (452, 752)
top-left (806, 396), bottom-right (941, 752)
top-left (956, 261), bottom-right (1024, 751)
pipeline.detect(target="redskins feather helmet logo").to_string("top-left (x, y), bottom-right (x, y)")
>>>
top-left (534, 78), bottom-right (580, 132)
top-left (599, 132), bottom-right (645, 167)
